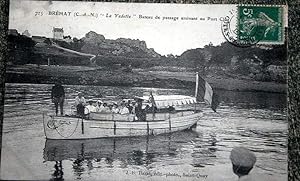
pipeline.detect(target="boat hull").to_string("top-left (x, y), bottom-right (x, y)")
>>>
top-left (43, 130), bottom-right (200, 162)
top-left (43, 111), bottom-right (203, 140)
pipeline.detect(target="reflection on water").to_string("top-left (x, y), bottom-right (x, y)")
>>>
top-left (44, 130), bottom-right (226, 180)
top-left (219, 90), bottom-right (286, 110)
top-left (51, 161), bottom-right (64, 181)
top-left (44, 131), bottom-right (201, 180)
top-left (2, 83), bottom-right (287, 180)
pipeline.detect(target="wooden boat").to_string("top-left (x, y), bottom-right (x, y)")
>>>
top-left (43, 73), bottom-right (217, 140)
top-left (43, 97), bottom-right (202, 139)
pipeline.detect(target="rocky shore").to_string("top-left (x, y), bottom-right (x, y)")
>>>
top-left (5, 64), bottom-right (286, 93)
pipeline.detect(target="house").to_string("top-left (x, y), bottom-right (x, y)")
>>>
top-left (53, 27), bottom-right (64, 39)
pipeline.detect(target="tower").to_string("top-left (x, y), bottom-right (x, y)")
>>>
top-left (53, 27), bottom-right (64, 39)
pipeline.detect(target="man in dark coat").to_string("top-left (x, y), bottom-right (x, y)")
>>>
top-left (135, 99), bottom-right (146, 121)
top-left (51, 81), bottom-right (65, 116)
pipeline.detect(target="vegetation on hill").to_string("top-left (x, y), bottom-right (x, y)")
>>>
top-left (7, 34), bottom-right (35, 65)
top-left (7, 29), bottom-right (287, 83)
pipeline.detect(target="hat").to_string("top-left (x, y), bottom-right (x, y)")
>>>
top-left (134, 97), bottom-right (143, 102)
top-left (230, 147), bottom-right (256, 168)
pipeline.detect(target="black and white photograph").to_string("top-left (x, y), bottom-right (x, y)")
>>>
top-left (1, 1), bottom-right (288, 180)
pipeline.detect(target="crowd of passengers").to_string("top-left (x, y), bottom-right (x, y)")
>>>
top-left (74, 92), bottom-right (157, 117)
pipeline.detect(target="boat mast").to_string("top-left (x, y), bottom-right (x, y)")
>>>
top-left (194, 72), bottom-right (199, 112)
top-left (195, 72), bottom-right (199, 98)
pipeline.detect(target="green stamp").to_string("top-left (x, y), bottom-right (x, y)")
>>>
top-left (238, 5), bottom-right (284, 45)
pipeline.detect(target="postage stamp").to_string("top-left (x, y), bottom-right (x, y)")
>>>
top-left (238, 5), bottom-right (284, 44)
top-left (222, 5), bottom-right (286, 47)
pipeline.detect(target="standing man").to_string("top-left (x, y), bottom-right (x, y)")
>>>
top-left (135, 99), bottom-right (146, 121)
top-left (51, 80), bottom-right (65, 116)
top-left (75, 92), bottom-right (86, 116)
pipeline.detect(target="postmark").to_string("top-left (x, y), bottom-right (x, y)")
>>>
top-left (221, 5), bottom-right (285, 47)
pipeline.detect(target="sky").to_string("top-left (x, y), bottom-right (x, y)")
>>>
top-left (9, 1), bottom-right (236, 55)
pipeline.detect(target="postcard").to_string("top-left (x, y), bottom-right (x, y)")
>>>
top-left (2, 1), bottom-right (288, 180)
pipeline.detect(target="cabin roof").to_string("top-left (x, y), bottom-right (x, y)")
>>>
top-left (137, 95), bottom-right (196, 108)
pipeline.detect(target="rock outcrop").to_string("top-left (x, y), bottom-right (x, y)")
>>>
top-left (80, 31), bottom-right (161, 58)
top-left (81, 31), bottom-right (105, 43)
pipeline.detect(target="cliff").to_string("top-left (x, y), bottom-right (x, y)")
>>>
top-left (66, 31), bottom-right (161, 58)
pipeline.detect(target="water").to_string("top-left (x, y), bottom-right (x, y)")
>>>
top-left (1, 83), bottom-right (287, 180)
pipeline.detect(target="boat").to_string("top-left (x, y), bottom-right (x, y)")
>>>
top-left (43, 73), bottom-right (218, 140)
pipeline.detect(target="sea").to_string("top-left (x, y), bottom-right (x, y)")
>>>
top-left (1, 83), bottom-right (287, 181)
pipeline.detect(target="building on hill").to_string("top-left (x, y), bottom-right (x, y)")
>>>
top-left (53, 27), bottom-right (64, 39)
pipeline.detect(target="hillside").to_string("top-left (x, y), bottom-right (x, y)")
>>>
top-left (7, 30), bottom-right (161, 66)
top-left (7, 34), bottom-right (91, 66)
top-left (7, 29), bottom-right (287, 88)
top-left (176, 42), bottom-right (287, 83)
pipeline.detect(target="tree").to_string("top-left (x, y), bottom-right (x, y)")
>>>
top-left (8, 34), bottom-right (36, 65)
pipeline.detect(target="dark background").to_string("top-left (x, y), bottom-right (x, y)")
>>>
top-left (0, 0), bottom-right (299, 180)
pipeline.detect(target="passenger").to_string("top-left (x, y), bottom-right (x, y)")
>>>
top-left (135, 99), bottom-right (146, 121)
top-left (108, 104), bottom-right (114, 112)
top-left (127, 100), bottom-right (134, 113)
top-left (85, 100), bottom-right (97, 114)
top-left (75, 92), bottom-right (86, 116)
top-left (119, 102), bottom-right (130, 115)
top-left (112, 103), bottom-right (120, 114)
top-left (101, 103), bottom-right (111, 113)
top-left (96, 100), bottom-right (104, 112)
top-left (130, 101), bottom-right (136, 114)
top-left (125, 102), bottom-right (130, 109)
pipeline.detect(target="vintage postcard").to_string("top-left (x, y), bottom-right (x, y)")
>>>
top-left (2, 1), bottom-right (288, 180)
